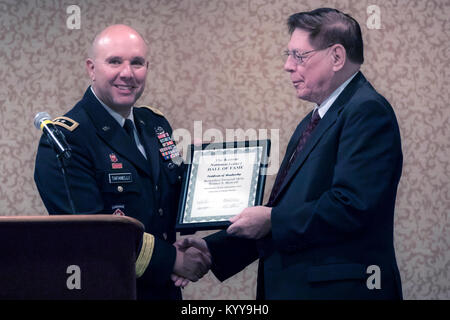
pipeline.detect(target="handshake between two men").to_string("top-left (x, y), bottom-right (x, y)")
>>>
top-left (170, 206), bottom-right (273, 287)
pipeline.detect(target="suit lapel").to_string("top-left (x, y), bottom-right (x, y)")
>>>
top-left (81, 88), bottom-right (153, 177)
top-left (272, 72), bottom-right (367, 203)
top-left (276, 109), bottom-right (338, 198)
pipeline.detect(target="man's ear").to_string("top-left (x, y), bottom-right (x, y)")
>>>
top-left (330, 44), bottom-right (346, 72)
top-left (86, 59), bottom-right (95, 81)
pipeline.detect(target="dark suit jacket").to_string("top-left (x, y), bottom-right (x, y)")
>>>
top-left (34, 87), bottom-right (185, 300)
top-left (206, 72), bottom-right (403, 300)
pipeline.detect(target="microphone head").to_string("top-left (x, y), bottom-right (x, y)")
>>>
top-left (34, 112), bottom-right (52, 130)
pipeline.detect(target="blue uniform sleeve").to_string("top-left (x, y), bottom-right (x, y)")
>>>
top-left (34, 130), bottom-right (104, 215)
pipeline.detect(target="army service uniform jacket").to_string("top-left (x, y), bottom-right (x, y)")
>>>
top-left (34, 87), bottom-right (185, 300)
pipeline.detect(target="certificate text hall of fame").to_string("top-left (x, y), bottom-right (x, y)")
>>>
top-left (183, 146), bottom-right (262, 223)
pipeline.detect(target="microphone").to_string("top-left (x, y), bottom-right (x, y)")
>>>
top-left (34, 112), bottom-right (72, 159)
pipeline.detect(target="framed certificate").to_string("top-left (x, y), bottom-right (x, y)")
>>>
top-left (176, 140), bottom-right (270, 234)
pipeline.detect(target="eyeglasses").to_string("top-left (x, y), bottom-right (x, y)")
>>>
top-left (283, 44), bottom-right (334, 65)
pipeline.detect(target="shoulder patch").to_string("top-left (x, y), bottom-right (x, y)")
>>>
top-left (139, 105), bottom-right (164, 117)
top-left (53, 116), bottom-right (79, 132)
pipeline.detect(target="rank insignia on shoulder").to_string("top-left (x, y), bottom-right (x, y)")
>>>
top-left (53, 116), bottom-right (79, 132)
top-left (139, 105), bottom-right (164, 117)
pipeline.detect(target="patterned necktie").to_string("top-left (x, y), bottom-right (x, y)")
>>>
top-left (268, 110), bottom-right (321, 205)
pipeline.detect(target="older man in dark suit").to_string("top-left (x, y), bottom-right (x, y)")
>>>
top-left (177, 8), bottom-right (403, 300)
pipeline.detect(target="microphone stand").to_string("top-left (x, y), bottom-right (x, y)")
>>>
top-left (56, 154), bottom-right (77, 215)
top-left (47, 131), bottom-right (77, 215)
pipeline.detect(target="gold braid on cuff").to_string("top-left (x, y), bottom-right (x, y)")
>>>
top-left (135, 232), bottom-right (155, 278)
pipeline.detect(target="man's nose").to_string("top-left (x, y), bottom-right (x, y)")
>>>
top-left (119, 62), bottom-right (133, 78)
top-left (284, 55), bottom-right (296, 72)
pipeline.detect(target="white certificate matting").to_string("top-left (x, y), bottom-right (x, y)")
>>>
top-left (182, 146), bottom-right (263, 224)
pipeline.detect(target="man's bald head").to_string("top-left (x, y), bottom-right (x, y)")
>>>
top-left (86, 24), bottom-right (149, 117)
top-left (88, 24), bottom-right (148, 60)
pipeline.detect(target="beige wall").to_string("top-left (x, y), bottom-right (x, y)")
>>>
top-left (0, 0), bottom-right (448, 299)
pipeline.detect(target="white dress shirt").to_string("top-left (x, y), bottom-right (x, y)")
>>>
top-left (314, 72), bottom-right (358, 118)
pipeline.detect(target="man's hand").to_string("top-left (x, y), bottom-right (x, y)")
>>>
top-left (172, 237), bottom-right (211, 287)
top-left (227, 206), bottom-right (272, 239)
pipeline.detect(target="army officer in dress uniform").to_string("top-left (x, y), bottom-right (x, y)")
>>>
top-left (34, 24), bottom-right (211, 300)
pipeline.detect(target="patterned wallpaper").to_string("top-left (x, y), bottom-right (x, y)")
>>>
top-left (0, 0), bottom-right (448, 299)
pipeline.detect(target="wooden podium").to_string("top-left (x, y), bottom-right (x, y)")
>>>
top-left (0, 215), bottom-right (144, 299)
